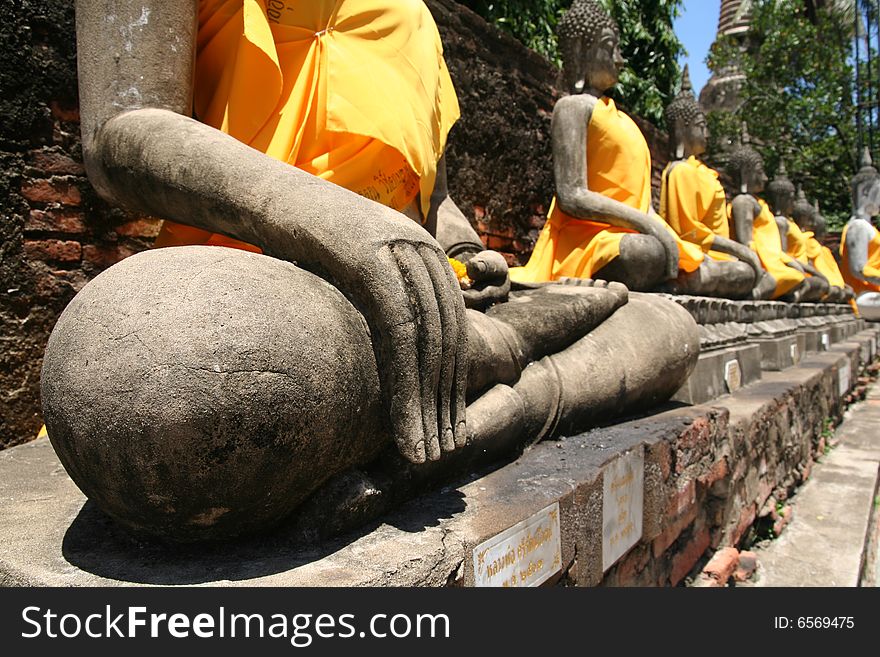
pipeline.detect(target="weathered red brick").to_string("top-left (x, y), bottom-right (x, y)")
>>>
top-left (653, 480), bottom-right (698, 557)
top-left (473, 206), bottom-right (486, 220)
top-left (486, 235), bottom-right (513, 251)
top-left (648, 440), bottom-right (673, 482)
top-left (82, 243), bottom-right (138, 269)
top-left (24, 239), bottom-right (82, 263)
top-left (500, 252), bottom-right (518, 267)
top-left (26, 209), bottom-right (87, 234)
top-left (50, 100), bottom-right (80, 122)
top-left (702, 547), bottom-right (739, 586)
top-left (698, 458), bottom-right (729, 489)
top-left (20, 178), bottom-right (81, 206)
top-left (511, 239), bottom-right (531, 253)
top-left (772, 505), bottom-right (793, 537)
top-left (115, 218), bottom-right (162, 239)
top-left (730, 503), bottom-right (757, 546)
top-left (675, 418), bottom-right (711, 473)
top-left (669, 524), bottom-right (711, 586)
top-left (528, 215), bottom-right (546, 229)
top-left (755, 478), bottom-right (774, 509)
top-left (27, 150), bottom-right (84, 176)
top-left (801, 459), bottom-right (813, 482)
top-left (611, 545), bottom-right (649, 586)
top-left (734, 550), bottom-right (758, 582)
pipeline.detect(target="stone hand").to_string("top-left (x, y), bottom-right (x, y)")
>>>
top-left (647, 209), bottom-right (682, 280)
top-left (462, 250), bottom-right (511, 310)
top-left (785, 260), bottom-right (806, 274)
top-left (320, 214), bottom-right (469, 465)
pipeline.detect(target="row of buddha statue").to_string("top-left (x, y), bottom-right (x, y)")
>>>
top-left (511, 39), bottom-right (864, 309)
top-left (40, 0), bottom-right (878, 541)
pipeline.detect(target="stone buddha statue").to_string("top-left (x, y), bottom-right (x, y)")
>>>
top-left (765, 165), bottom-right (829, 301)
top-left (787, 189), bottom-right (849, 303)
top-left (728, 140), bottom-right (811, 301)
top-left (42, 0), bottom-right (698, 541)
top-left (509, 0), bottom-right (743, 297)
top-left (841, 148), bottom-right (880, 319)
top-left (658, 65), bottom-right (762, 299)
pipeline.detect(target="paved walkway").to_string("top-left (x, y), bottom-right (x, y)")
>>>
top-left (748, 383), bottom-right (880, 587)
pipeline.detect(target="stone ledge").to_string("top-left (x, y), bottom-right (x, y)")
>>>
top-left (2, 329), bottom-right (877, 587)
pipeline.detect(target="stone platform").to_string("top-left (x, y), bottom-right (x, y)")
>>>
top-left (671, 297), bottom-right (860, 405)
top-left (2, 325), bottom-right (877, 587)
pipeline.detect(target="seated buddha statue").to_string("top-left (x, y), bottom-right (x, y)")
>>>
top-left (765, 164), bottom-right (830, 302)
top-left (788, 189), bottom-right (849, 303)
top-left (41, 0), bottom-right (698, 540)
top-left (509, 0), bottom-right (743, 296)
top-left (841, 148), bottom-right (880, 319)
top-left (659, 65), bottom-right (764, 299)
top-left (728, 141), bottom-right (811, 301)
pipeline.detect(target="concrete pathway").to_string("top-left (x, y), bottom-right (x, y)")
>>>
top-left (749, 383), bottom-right (880, 587)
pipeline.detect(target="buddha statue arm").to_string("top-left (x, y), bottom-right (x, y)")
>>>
top-left (551, 95), bottom-right (679, 280)
top-left (75, 0), bottom-right (467, 464)
top-left (730, 195), bottom-right (758, 246)
top-left (800, 261), bottom-right (828, 283)
top-left (845, 220), bottom-right (880, 285)
top-left (707, 235), bottom-right (763, 279)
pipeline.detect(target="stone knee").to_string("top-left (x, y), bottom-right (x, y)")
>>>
top-left (856, 292), bottom-right (880, 320)
top-left (593, 234), bottom-right (666, 292)
top-left (41, 246), bottom-right (388, 541)
top-left (711, 260), bottom-right (756, 299)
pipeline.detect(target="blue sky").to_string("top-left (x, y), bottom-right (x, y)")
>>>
top-left (673, 0), bottom-right (721, 96)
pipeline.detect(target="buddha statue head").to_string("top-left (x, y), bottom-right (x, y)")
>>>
top-left (766, 160), bottom-right (796, 217)
top-left (851, 147), bottom-right (880, 219)
top-left (727, 132), bottom-right (767, 195)
top-left (665, 65), bottom-right (707, 159)
top-left (558, 0), bottom-right (624, 95)
top-left (790, 186), bottom-right (815, 231)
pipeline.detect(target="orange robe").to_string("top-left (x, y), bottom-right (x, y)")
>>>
top-left (510, 97), bottom-right (702, 283)
top-left (784, 219), bottom-right (810, 264)
top-left (659, 156), bottom-right (733, 261)
top-left (751, 199), bottom-right (804, 299)
top-left (841, 221), bottom-right (880, 295)
top-left (798, 229), bottom-right (847, 290)
top-left (155, 0), bottom-right (460, 251)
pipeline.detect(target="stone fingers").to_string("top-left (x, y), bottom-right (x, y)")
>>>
top-left (391, 243), bottom-right (444, 462)
top-left (373, 245), bottom-right (428, 464)
top-left (419, 245), bottom-right (461, 454)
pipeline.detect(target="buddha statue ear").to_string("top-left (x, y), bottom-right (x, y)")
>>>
top-left (674, 128), bottom-right (685, 159)
top-left (561, 38), bottom-right (587, 94)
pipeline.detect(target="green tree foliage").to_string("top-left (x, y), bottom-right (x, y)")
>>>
top-left (458, 0), bottom-right (685, 126)
top-left (708, 0), bottom-right (859, 229)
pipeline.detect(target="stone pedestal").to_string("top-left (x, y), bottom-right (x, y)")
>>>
top-left (673, 344), bottom-right (762, 405)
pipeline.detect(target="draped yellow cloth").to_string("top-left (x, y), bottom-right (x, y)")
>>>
top-left (841, 221), bottom-right (880, 295)
top-left (510, 97), bottom-right (701, 283)
top-left (155, 0), bottom-right (460, 251)
top-left (659, 156), bottom-right (733, 261)
top-left (752, 199), bottom-right (804, 299)
top-left (812, 243), bottom-right (846, 288)
top-left (784, 219), bottom-right (810, 264)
